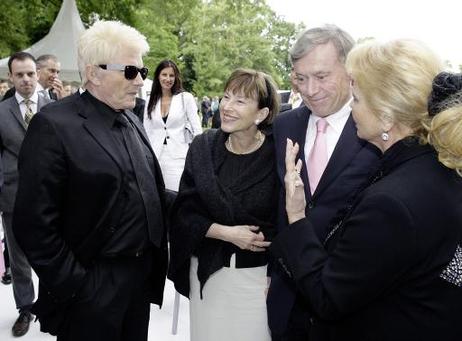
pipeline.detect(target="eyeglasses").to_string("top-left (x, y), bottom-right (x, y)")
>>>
top-left (98, 64), bottom-right (149, 80)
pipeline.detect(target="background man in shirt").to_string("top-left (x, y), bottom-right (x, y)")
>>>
top-left (36, 54), bottom-right (64, 100)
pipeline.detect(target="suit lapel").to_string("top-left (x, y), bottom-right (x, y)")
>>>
top-left (37, 95), bottom-right (50, 111)
top-left (78, 94), bottom-right (125, 172)
top-left (277, 106), bottom-right (312, 200)
top-left (8, 98), bottom-right (27, 131)
top-left (313, 114), bottom-right (361, 197)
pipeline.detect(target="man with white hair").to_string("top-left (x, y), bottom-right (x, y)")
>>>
top-left (13, 20), bottom-right (168, 341)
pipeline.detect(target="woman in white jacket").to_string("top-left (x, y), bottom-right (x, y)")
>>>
top-left (144, 60), bottom-right (202, 191)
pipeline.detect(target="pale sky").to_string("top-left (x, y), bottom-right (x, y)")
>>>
top-left (267, 0), bottom-right (462, 70)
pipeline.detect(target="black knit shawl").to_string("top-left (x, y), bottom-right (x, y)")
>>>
top-left (168, 128), bottom-right (277, 297)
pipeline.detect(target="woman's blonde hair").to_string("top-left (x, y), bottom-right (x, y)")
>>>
top-left (346, 39), bottom-right (442, 135)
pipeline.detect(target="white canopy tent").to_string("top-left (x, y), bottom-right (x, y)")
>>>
top-left (0, 0), bottom-right (85, 82)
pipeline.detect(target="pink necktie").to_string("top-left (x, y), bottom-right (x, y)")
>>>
top-left (308, 118), bottom-right (328, 194)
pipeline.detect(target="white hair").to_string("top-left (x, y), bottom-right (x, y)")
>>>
top-left (78, 20), bottom-right (149, 85)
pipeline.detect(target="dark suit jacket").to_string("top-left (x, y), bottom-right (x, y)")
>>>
top-left (0, 94), bottom-right (52, 213)
top-left (48, 88), bottom-right (58, 101)
top-left (0, 151), bottom-right (3, 192)
top-left (1, 86), bottom-right (15, 102)
top-left (267, 105), bottom-right (380, 334)
top-left (271, 140), bottom-right (462, 340)
top-left (12, 92), bottom-right (168, 333)
top-left (133, 97), bottom-right (146, 123)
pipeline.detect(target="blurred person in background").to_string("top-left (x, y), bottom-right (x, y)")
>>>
top-left (36, 54), bottom-right (64, 100)
top-left (143, 59), bottom-right (202, 192)
top-left (0, 51), bottom-right (52, 337)
top-left (0, 79), bottom-right (9, 100)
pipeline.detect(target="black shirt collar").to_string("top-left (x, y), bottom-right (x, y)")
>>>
top-left (81, 90), bottom-right (123, 128)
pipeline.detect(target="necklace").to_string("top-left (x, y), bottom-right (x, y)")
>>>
top-left (226, 130), bottom-right (265, 154)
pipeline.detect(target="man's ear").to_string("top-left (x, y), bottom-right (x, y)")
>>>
top-left (86, 65), bottom-right (101, 86)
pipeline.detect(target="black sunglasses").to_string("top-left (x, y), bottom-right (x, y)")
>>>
top-left (99, 64), bottom-right (149, 80)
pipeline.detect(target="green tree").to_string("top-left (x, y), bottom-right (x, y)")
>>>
top-left (268, 17), bottom-right (304, 89)
top-left (0, 0), bottom-right (61, 58)
top-left (0, 0), bottom-right (303, 97)
top-left (357, 36), bottom-right (375, 44)
top-left (133, 0), bottom-right (200, 85)
top-left (181, 0), bottom-right (300, 96)
top-left (77, 0), bottom-right (142, 26)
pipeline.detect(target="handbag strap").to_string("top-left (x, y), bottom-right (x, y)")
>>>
top-left (182, 92), bottom-right (193, 132)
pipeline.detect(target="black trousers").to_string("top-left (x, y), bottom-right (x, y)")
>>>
top-left (57, 251), bottom-right (154, 341)
top-left (271, 296), bottom-right (312, 341)
top-left (3, 237), bottom-right (10, 268)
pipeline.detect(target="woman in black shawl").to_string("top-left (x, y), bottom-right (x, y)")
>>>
top-left (168, 68), bottom-right (280, 341)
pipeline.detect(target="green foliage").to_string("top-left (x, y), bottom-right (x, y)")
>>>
top-left (0, 0), bottom-right (60, 58)
top-left (181, 0), bottom-right (303, 96)
top-left (0, 0), bottom-right (303, 96)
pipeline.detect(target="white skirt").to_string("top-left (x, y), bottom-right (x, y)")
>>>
top-left (158, 144), bottom-right (186, 192)
top-left (189, 256), bottom-right (271, 341)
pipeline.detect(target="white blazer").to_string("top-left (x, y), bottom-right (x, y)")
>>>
top-left (143, 91), bottom-right (202, 159)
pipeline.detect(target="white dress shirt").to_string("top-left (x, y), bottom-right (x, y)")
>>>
top-left (15, 91), bottom-right (39, 119)
top-left (304, 99), bottom-right (352, 162)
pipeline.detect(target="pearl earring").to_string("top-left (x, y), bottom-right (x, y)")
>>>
top-left (381, 132), bottom-right (389, 141)
top-left (255, 119), bottom-right (260, 125)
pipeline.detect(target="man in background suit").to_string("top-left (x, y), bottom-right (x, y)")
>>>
top-left (0, 79), bottom-right (9, 100)
top-left (36, 54), bottom-right (64, 100)
top-left (1, 53), bottom-right (64, 102)
top-left (13, 20), bottom-right (168, 341)
top-left (267, 25), bottom-right (380, 341)
top-left (0, 51), bottom-right (52, 337)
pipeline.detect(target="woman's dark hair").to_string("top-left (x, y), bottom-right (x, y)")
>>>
top-left (223, 68), bottom-right (280, 130)
top-left (146, 59), bottom-right (184, 119)
top-left (427, 71), bottom-right (462, 116)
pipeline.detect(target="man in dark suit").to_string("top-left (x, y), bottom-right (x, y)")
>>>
top-left (36, 54), bottom-right (64, 100)
top-left (0, 51), bottom-right (52, 337)
top-left (267, 25), bottom-right (380, 341)
top-left (12, 20), bottom-right (168, 341)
